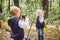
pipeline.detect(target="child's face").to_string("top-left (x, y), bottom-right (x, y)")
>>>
top-left (37, 11), bottom-right (42, 17)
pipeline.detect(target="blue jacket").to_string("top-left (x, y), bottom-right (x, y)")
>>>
top-left (36, 16), bottom-right (44, 29)
top-left (8, 17), bottom-right (24, 39)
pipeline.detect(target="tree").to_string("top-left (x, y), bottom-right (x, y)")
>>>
top-left (13, 0), bottom-right (19, 7)
top-left (8, 0), bottom-right (10, 10)
top-left (27, 0), bottom-right (29, 4)
top-left (41, 0), bottom-right (48, 18)
top-left (0, 0), bottom-right (2, 12)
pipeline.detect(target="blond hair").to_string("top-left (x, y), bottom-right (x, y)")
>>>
top-left (10, 6), bottom-right (20, 16)
top-left (36, 9), bottom-right (44, 16)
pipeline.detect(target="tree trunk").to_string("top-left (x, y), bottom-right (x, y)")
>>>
top-left (0, 24), bottom-right (1, 27)
top-left (25, 0), bottom-right (29, 4)
top-left (8, 0), bottom-right (10, 11)
top-left (27, 0), bottom-right (29, 4)
top-left (0, 0), bottom-right (2, 13)
top-left (41, 0), bottom-right (48, 18)
top-left (59, 0), bottom-right (60, 7)
top-left (13, 0), bottom-right (19, 7)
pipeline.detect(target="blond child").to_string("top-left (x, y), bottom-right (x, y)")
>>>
top-left (36, 9), bottom-right (44, 40)
top-left (8, 6), bottom-right (30, 40)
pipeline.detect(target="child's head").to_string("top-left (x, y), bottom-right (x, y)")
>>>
top-left (36, 9), bottom-right (44, 17)
top-left (10, 6), bottom-right (21, 18)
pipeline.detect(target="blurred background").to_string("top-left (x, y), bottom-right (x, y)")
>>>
top-left (0, 0), bottom-right (60, 40)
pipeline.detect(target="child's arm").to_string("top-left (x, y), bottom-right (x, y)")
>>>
top-left (18, 18), bottom-right (30, 29)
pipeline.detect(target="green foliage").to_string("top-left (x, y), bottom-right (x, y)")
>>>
top-left (0, 0), bottom-right (60, 40)
top-left (0, 0), bottom-right (60, 22)
top-left (0, 13), bottom-right (9, 21)
top-left (48, 0), bottom-right (60, 20)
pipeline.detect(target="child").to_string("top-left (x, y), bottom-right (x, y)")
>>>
top-left (8, 6), bottom-right (30, 40)
top-left (36, 9), bottom-right (44, 40)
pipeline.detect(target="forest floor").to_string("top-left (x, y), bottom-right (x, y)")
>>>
top-left (0, 21), bottom-right (60, 40)
top-left (24, 24), bottom-right (60, 40)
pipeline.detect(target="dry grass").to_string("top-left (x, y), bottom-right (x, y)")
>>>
top-left (0, 21), bottom-right (60, 40)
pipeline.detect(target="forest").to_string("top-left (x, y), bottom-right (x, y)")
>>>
top-left (0, 0), bottom-right (60, 40)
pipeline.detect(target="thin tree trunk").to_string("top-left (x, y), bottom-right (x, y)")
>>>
top-left (13, 0), bottom-right (19, 7)
top-left (0, 0), bottom-right (2, 13)
top-left (27, 0), bottom-right (29, 4)
top-left (0, 24), bottom-right (1, 27)
top-left (25, 0), bottom-right (29, 4)
top-left (41, 0), bottom-right (48, 18)
top-left (8, 0), bottom-right (10, 11)
top-left (59, 0), bottom-right (60, 7)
